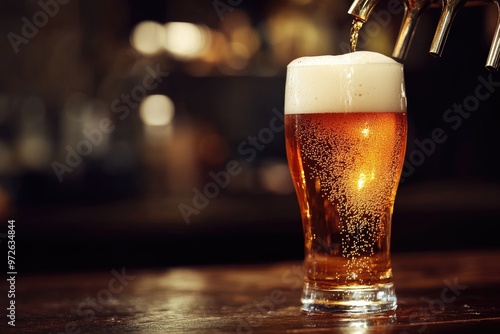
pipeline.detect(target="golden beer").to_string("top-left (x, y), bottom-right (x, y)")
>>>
top-left (284, 52), bottom-right (407, 313)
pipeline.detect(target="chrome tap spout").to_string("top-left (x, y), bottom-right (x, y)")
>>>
top-left (429, 0), bottom-right (469, 57)
top-left (486, 0), bottom-right (500, 70)
top-left (393, 0), bottom-right (434, 59)
top-left (348, 0), bottom-right (380, 22)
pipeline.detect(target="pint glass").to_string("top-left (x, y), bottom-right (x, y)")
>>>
top-left (284, 51), bottom-right (407, 313)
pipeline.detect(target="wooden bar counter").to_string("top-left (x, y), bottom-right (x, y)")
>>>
top-left (3, 250), bottom-right (500, 333)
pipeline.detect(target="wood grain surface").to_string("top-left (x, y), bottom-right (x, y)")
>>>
top-left (2, 250), bottom-right (500, 333)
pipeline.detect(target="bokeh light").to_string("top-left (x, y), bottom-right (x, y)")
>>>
top-left (258, 160), bottom-right (295, 195)
top-left (139, 95), bottom-right (175, 126)
top-left (163, 22), bottom-right (211, 60)
top-left (17, 135), bottom-right (52, 170)
top-left (130, 21), bottom-right (167, 56)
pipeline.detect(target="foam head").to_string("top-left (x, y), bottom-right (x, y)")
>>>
top-left (284, 51), bottom-right (406, 114)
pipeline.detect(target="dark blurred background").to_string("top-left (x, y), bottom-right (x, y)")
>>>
top-left (0, 0), bottom-right (499, 273)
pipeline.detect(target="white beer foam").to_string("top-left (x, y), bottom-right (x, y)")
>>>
top-left (284, 51), bottom-right (406, 114)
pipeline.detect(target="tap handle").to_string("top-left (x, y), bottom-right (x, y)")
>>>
top-left (430, 0), bottom-right (469, 57)
top-left (486, 1), bottom-right (500, 71)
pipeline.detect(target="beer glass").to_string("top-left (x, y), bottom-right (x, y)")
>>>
top-left (284, 51), bottom-right (407, 313)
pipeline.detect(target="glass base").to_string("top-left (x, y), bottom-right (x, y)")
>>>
top-left (301, 282), bottom-right (397, 314)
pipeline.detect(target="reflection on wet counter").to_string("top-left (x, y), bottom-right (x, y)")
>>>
top-left (5, 251), bottom-right (500, 333)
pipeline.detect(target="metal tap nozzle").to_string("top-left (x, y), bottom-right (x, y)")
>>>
top-left (348, 0), bottom-right (497, 70)
top-left (486, 0), bottom-right (500, 71)
top-left (429, 0), bottom-right (469, 57)
top-left (348, 0), bottom-right (380, 22)
top-left (393, 0), bottom-right (434, 59)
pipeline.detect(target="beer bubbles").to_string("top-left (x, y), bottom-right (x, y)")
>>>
top-left (284, 51), bottom-right (407, 313)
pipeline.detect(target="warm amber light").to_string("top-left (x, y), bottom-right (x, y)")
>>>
top-left (361, 127), bottom-right (370, 138)
top-left (130, 21), bottom-right (167, 55)
top-left (258, 160), bottom-right (294, 195)
top-left (163, 22), bottom-right (211, 60)
top-left (357, 173), bottom-right (367, 190)
top-left (139, 95), bottom-right (175, 126)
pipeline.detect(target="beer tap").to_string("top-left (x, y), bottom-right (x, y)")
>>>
top-left (348, 0), bottom-right (500, 71)
top-left (394, 0), bottom-right (434, 60)
top-left (486, 0), bottom-right (500, 70)
top-left (429, 0), bottom-right (469, 58)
